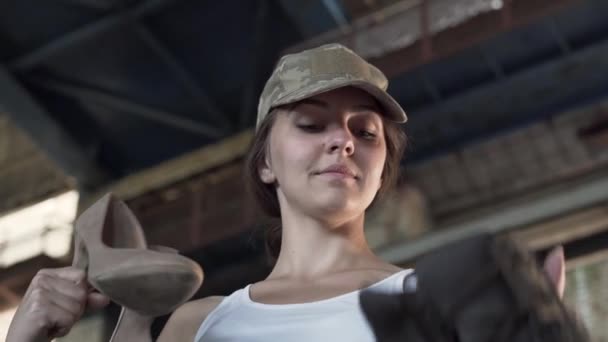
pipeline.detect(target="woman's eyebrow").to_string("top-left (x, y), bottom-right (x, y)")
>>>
top-left (296, 98), bottom-right (380, 113)
top-left (297, 98), bottom-right (329, 109)
top-left (352, 103), bottom-right (381, 112)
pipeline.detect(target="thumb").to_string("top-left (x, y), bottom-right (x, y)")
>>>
top-left (86, 292), bottom-right (111, 311)
top-left (543, 245), bottom-right (566, 298)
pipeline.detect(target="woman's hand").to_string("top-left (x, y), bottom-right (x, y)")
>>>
top-left (6, 267), bottom-right (110, 342)
top-left (543, 246), bottom-right (566, 298)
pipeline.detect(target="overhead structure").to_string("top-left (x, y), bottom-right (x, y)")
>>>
top-left (1, 0), bottom-right (608, 337)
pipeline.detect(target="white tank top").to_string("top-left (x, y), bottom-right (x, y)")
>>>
top-left (194, 269), bottom-right (413, 342)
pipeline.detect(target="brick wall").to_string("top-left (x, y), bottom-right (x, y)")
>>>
top-left (125, 161), bottom-right (261, 252)
top-left (408, 102), bottom-right (608, 220)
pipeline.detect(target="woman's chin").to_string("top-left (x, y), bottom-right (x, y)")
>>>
top-left (312, 194), bottom-right (363, 216)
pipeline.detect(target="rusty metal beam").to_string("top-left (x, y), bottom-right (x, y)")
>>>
top-left (370, 0), bottom-right (583, 78)
top-left (80, 130), bottom-right (253, 209)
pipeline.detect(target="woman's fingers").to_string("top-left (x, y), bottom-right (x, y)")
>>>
top-left (38, 272), bottom-right (88, 302)
top-left (38, 266), bottom-right (86, 285)
top-left (37, 267), bottom-right (110, 312)
top-left (87, 291), bottom-right (111, 311)
top-left (543, 246), bottom-right (566, 298)
top-left (44, 302), bottom-right (82, 338)
top-left (26, 285), bottom-right (79, 336)
top-left (47, 288), bottom-right (86, 318)
top-left (6, 266), bottom-right (97, 342)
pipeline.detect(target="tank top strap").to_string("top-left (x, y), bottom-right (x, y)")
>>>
top-left (385, 268), bottom-right (415, 294)
top-left (193, 288), bottom-right (245, 342)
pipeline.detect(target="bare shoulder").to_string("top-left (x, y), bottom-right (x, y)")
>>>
top-left (157, 296), bottom-right (224, 342)
top-left (367, 259), bottom-right (405, 274)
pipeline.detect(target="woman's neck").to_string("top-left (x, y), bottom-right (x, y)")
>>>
top-left (267, 208), bottom-right (381, 281)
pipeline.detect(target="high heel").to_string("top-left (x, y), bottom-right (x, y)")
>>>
top-left (72, 193), bottom-right (204, 316)
top-left (108, 245), bottom-right (180, 342)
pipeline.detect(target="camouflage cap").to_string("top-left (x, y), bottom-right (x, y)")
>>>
top-left (256, 43), bottom-right (407, 129)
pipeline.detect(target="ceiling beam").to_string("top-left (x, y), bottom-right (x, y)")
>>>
top-left (406, 35), bottom-right (608, 160)
top-left (287, 0), bottom-right (581, 77)
top-left (9, 0), bottom-right (186, 71)
top-left (29, 77), bottom-right (224, 139)
top-left (238, 0), bottom-right (275, 129)
top-left (370, 0), bottom-right (582, 78)
top-left (56, 0), bottom-right (114, 10)
top-left (321, 0), bottom-right (350, 33)
top-left (285, 0), bottom-right (422, 56)
top-left (81, 130), bottom-right (253, 208)
top-left (339, 0), bottom-right (378, 20)
top-left (132, 24), bottom-right (232, 133)
top-left (478, 46), bottom-right (505, 80)
top-left (379, 166), bottom-right (608, 264)
top-left (546, 17), bottom-right (572, 55)
top-left (276, 0), bottom-right (341, 37)
top-left (0, 66), bottom-right (109, 189)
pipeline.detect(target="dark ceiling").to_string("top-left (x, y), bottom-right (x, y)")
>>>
top-left (2, 2), bottom-right (608, 334)
top-left (1, 0), bottom-right (607, 192)
top-left (1, 0), bottom-right (304, 189)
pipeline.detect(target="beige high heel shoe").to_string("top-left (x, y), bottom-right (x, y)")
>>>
top-left (108, 246), bottom-right (180, 342)
top-left (73, 193), bottom-right (204, 317)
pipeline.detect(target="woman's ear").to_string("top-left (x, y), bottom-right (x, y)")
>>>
top-left (259, 156), bottom-right (276, 184)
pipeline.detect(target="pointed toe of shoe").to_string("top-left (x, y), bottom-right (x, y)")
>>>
top-left (91, 257), bottom-right (204, 316)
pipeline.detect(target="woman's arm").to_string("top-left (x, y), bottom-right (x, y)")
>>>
top-left (156, 296), bottom-right (224, 342)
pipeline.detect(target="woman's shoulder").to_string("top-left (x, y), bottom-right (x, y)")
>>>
top-left (376, 263), bottom-right (405, 274)
top-left (178, 296), bottom-right (226, 316)
top-left (361, 260), bottom-right (406, 277)
top-left (363, 263), bottom-right (409, 284)
top-left (157, 296), bottom-right (225, 342)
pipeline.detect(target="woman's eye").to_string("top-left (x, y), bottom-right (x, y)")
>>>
top-left (359, 130), bottom-right (377, 139)
top-left (297, 124), bottom-right (323, 132)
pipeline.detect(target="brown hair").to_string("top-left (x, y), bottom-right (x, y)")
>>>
top-left (244, 105), bottom-right (408, 260)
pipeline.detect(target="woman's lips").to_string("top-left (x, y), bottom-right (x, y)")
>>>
top-left (319, 171), bottom-right (355, 179)
top-left (317, 164), bottom-right (357, 179)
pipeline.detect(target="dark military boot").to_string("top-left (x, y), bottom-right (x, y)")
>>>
top-left (360, 234), bottom-right (590, 342)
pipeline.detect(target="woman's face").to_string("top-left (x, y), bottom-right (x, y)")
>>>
top-left (259, 87), bottom-right (387, 222)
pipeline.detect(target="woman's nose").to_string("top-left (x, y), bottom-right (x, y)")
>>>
top-left (327, 129), bottom-right (355, 155)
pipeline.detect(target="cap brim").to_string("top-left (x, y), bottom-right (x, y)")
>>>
top-left (273, 78), bottom-right (408, 123)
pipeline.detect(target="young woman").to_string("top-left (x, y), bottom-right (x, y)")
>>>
top-left (6, 44), bottom-right (565, 342)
